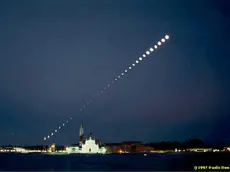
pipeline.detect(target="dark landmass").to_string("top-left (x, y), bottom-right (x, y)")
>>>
top-left (1, 139), bottom-right (230, 151)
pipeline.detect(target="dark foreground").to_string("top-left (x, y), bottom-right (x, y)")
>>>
top-left (0, 152), bottom-right (230, 171)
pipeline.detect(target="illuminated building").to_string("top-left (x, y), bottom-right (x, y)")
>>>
top-left (106, 142), bottom-right (154, 153)
top-left (13, 147), bottom-right (28, 153)
top-left (47, 143), bottom-right (56, 153)
top-left (121, 141), bottom-right (143, 153)
top-left (224, 147), bottom-right (230, 152)
top-left (65, 122), bottom-right (107, 154)
top-left (135, 144), bottom-right (154, 152)
top-left (105, 143), bottom-right (123, 153)
top-left (186, 148), bottom-right (212, 152)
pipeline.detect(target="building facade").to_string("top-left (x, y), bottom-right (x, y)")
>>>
top-left (65, 122), bottom-right (107, 154)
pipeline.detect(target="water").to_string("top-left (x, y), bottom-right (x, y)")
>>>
top-left (0, 152), bottom-right (230, 171)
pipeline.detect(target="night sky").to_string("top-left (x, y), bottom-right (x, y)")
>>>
top-left (0, 0), bottom-right (230, 145)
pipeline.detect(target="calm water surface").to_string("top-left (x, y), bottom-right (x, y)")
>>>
top-left (0, 152), bottom-right (230, 171)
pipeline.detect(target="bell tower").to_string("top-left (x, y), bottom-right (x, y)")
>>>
top-left (79, 121), bottom-right (84, 145)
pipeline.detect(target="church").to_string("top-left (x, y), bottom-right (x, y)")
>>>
top-left (65, 122), bottom-right (107, 154)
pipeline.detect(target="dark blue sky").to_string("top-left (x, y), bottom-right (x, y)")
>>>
top-left (0, 0), bottom-right (229, 145)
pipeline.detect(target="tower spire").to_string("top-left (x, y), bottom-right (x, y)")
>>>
top-left (79, 120), bottom-right (84, 142)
